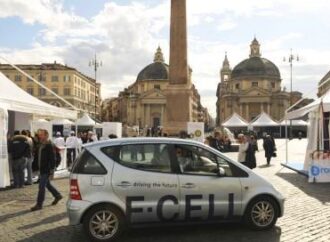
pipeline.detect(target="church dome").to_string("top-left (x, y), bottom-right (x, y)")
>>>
top-left (231, 38), bottom-right (281, 80)
top-left (231, 57), bottom-right (281, 79)
top-left (136, 46), bottom-right (169, 82)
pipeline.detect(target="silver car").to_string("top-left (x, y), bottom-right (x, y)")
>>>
top-left (67, 138), bottom-right (284, 242)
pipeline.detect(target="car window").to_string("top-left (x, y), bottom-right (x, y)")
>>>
top-left (102, 144), bottom-right (171, 173)
top-left (72, 150), bottom-right (107, 175)
top-left (175, 145), bottom-right (233, 177)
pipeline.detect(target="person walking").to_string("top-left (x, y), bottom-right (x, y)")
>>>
top-left (8, 130), bottom-right (30, 188)
top-left (246, 135), bottom-right (258, 169)
top-left (22, 130), bottom-right (34, 185)
top-left (31, 129), bottom-right (63, 211)
top-left (237, 134), bottom-right (249, 166)
top-left (65, 131), bottom-right (79, 168)
top-left (263, 135), bottom-right (275, 166)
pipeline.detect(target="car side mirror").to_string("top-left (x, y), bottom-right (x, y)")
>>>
top-left (217, 167), bottom-right (226, 177)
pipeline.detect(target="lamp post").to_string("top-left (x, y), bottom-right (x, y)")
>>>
top-left (89, 54), bottom-right (102, 124)
top-left (283, 48), bottom-right (299, 139)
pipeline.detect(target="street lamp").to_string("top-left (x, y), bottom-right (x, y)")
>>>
top-left (89, 54), bottom-right (102, 124)
top-left (283, 48), bottom-right (299, 139)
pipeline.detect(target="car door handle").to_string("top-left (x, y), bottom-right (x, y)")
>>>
top-left (181, 183), bottom-right (196, 189)
top-left (116, 181), bottom-right (132, 188)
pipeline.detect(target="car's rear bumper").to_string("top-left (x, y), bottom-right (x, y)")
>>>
top-left (66, 199), bottom-right (92, 225)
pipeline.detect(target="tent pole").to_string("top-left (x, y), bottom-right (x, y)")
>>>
top-left (285, 118), bottom-right (288, 164)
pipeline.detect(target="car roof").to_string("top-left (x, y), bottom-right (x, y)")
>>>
top-left (83, 137), bottom-right (205, 148)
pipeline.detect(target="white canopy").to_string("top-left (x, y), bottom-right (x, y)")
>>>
top-left (0, 72), bottom-right (77, 119)
top-left (250, 112), bottom-right (279, 127)
top-left (222, 113), bottom-right (249, 127)
top-left (51, 118), bottom-right (74, 125)
top-left (286, 90), bottom-right (330, 119)
top-left (280, 119), bottom-right (308, 126)
top-left (76, 113), bottom-right (96, 126)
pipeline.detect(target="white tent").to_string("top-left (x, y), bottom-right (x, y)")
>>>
top-left (0, 73), bottom-right (77, 119)
top-left (76, 113), bottom-right (96, 126)
top-left (0, 72), bottom-right (77, 188)
top-left (286, 92), bottom-right (330, 182)
top-left (280, 119), bottom-right (308, 126)
top-left (286, 90), bottom-right (330, 120)
top-left (51, 118), bottom-right (74, 125)
top-left (250, 112), bottom-right (279, 127)
top-left (222, 113), bottom-right (249, 127)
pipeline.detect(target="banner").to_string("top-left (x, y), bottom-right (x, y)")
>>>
top-left (187, 122), bottom-right (204, 143)
top-left (308, 151), bottom-right (330, 183)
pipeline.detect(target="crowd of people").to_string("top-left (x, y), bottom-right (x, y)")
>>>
top-left (204, 131), bottom-right (232, 153)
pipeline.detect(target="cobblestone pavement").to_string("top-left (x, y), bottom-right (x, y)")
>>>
top-left (0, 139), bottom-right (330, 242)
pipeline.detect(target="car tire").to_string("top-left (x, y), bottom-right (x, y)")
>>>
top-left (244, 196), bottom-right (279, 230)
top-left (83, 204), bottom-right (125, 242)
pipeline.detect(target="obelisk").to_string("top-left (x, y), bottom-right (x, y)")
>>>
top-left (164, 0), bottom-right (192, 135)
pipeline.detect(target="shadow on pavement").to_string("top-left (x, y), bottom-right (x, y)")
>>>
top-left (276, 172), bottom-right (330, 203)
top-left (0, 209), bottom-right (31, 223)
top-left (17, 223), bottom-right (282, 242)
top-left (18, 212), bottom-right (67, 230)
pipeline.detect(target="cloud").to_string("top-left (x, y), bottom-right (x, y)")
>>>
top-left (1, 0), bottom-right (330, 119)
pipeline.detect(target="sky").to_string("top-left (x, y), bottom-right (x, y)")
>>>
top-left (1, 0), bottom-right (330, 118)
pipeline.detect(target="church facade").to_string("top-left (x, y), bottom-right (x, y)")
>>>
top-left (216, 38), bottom-right (303, 126)
top-left (102, 47), bottom-right (211, 130)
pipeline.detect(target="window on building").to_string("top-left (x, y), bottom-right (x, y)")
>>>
top-left (235, 83), bottom-right (240, 89)
top-left (63, 75), bottom-right (71, 82)
top-left (271, 82), bottom-right (275, 88)
top-left (52, 88), bottom-right (58, 94)
top-left (14, 75), bottom-right (22, 82)
top-left (64, 88), bottom-right (71, 96)
top-left (74, 88), bottom-right (77, 96)
top-left (252, 82), bottom-right (258, 87)
top-left (6, 75), bottom-right (10, 79)
top-left (51, 75), bottom-right (59, 82)
top-left (27, 87), bottom-right (34, 95)
top-left (39, 74), bottom-right (46, 82)
top-left (154, 84), bottom-right (161, 90)
top-left (39, 88), bottom-right (46, 96)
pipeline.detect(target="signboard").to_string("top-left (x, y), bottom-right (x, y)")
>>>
top-left (102, 122), bottom-right (122, 138)
top-left (187, 122), bottom-right (204, 143)
top-left (308, 151), bottom-right (330, 183)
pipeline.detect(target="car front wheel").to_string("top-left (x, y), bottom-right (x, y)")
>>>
top-left (244, 196), bottom-right (279, 230)
top-left (83, 205), bottom-right (125, 242)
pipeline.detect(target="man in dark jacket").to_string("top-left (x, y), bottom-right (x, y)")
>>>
top-left (31, 129), bottom-right (62, 211)
top-left (263, 135), bottom-right (275, 166)
top-left (8, 130), bottom-right (30, 188)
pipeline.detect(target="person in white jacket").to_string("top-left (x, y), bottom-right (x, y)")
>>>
top-left (237, 134), bottom-right (249, 164)
top-left (65, 131), bottom-right (79, 167)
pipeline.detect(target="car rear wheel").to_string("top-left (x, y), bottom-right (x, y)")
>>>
top-left (244, 196), bottom-right (279, 230)
top-left (83, 205), bottom-right (125, 242)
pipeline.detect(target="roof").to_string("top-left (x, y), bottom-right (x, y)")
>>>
top-left (250, 112), bottom-right (279, 127)
top-left (0, 72), bottom-right (77, 119)
top-left (286, 89), bottom-right (330, 119)
top-left (76, 113), bottom-right (96, 126)
top-left (0, 63), bottom-right (97, 84)
top-left (231, 57), bottom-right (281, 79)
top-left (280, 120), bottom-right (308, 126)
top-left (222, 113), bottom-right (249, 127)
top-left (136, 62), bottom-right (169, 82)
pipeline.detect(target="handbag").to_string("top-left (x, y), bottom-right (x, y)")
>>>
top-left (272, 152), bottom-right (277, 157)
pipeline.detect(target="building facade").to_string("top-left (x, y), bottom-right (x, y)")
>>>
top-left (102, 47), bottom-right (210, 130)
top-left (0, 62), bottom-right (101, 120)
top-left (216, 38), bottom-right (303, 126)
top-left (318, 70), bottom-right (330, 97)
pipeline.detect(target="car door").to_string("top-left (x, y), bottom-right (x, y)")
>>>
top-left (111, 143), bottom-right (180, 224)
top-left (175, 144), bottom-right (243, 222)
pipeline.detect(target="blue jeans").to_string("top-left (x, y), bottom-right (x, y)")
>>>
top-left (12, 157), bottom-right (26, 188)
top-left (36, 173), bottom-right (61, 207)
top-left (26, 157), bottom-right (33, 184)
